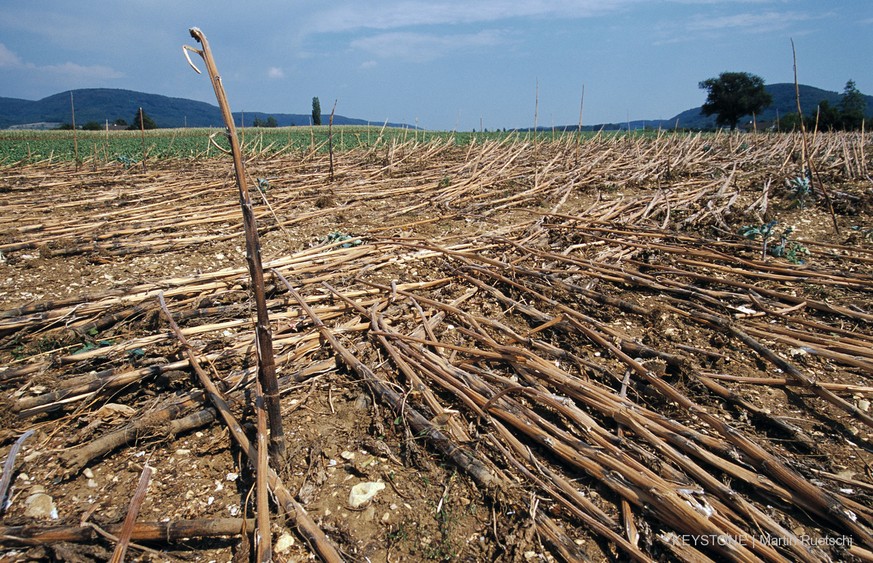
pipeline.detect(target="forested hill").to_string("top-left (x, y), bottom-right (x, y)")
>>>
top-left (541, 83), bottom-right (873, 132)
top-left (668, 83), bottom-right (873, 130)
top-left (3, 84), bottom-right (872, 130)
top-left (0, 88), bottom-right (406, 129)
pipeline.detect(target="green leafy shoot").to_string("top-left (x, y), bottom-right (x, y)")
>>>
top-left (769, 225), bottom-right (810, 264)
top-left (323, 231), bottom-right (363, 248)
top-left (787, 175), bottom-right (812, 209)
top-left (739, 221), bottom-right (809, 263)
top-left (116, 154), bottom-right (138, 169)
top-left (850, 225), bottom-right (873, 243)
top-left (739, 220), bottom-right (778, 260)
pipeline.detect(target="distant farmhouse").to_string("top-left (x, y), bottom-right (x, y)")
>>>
top-left (8, 122), bottom-right (63, 130)
top-left (8, 121), bottom-right (129, 131)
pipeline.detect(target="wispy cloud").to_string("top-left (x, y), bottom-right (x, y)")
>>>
top-left (0, 43), bottom-right (23, 67)
top-left (651, 7), bottom-right (822, 45)
top-left (41, 62), bottom-right (122, 79)
top-left (686, 10), bottom-right (815, 33)
top-left (267, 66), bottom-right (284, 79)
top-left (306, 0), bottom-right (630, 34)
top-left (351, 29), bottom-right (508, 62)
top-left (667, 0), bottom-right (774, 5)
top-left (0, 42), bottom-right (121, 79)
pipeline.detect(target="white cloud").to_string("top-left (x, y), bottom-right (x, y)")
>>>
top-left (360, 60), bottom-right (378, 69)
top-left (351, 29), bottom-right (508, 62)
top-left (306, 0), bottom-right (630, 33)
top-left (41, 61), bottom-right (122, 79)
top-left (686, 10), bottom-right (813, 33)
top-left (0, 43), bottom-right (23, 67)
top-left (0, 42), bottom-right (121, 78)
top-left (650, 7), bottom-right (824, 45)
top-left (267, 66), bottom-right (284, 78)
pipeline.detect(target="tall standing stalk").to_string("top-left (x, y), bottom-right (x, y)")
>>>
top-left (791, 38), bottom-right (839, 234)
top-left (138, 107), bottom-right (148, 173)
top-left (70, 92), bottom-right (79, 169)
top-left (328, 99), bottom-right (337, 182)
top-left (184, 27), bottom-right (286, 462)
top-left (575, 85), bottom-right (584, 166)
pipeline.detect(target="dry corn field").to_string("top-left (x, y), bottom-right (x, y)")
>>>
top-left (1, 130), bottom-right (872, 562)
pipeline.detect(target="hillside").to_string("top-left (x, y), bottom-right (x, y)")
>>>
top-left (537, 83), bottom-right (873, 132)
top-left (669, 83), bottom-right (873, 130)
top-left (0, 88), bottom-right (408, 129)
top-left (3, 84), bottom-right (872, 131)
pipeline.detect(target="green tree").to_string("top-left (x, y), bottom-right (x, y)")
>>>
top-left (128, 109), bottom-right (157, 130)
top-left (114, 118), bottom-right (128, 126)
top-left (311, 97), bottom-right (322, 126)
top-left (699, 72), bottom-right (772, 130)
top-left (81, 121), bottom-right (102, 130)
top-left (838, 79), bottom-right (866, 131)
top-left (266, 116), bottom-right (278, 128)
top-left (814, 100), bottom-right (842, 131)
top-left (778, 112), bottom-right (802, 132)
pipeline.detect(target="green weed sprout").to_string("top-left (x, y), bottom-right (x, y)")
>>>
top-left (769, 225), bottom-right (810, 264)
top-left (787, 176), bottom-right (812, 209)
top-left (739, 221), bottom-right (809, 264)
top-left (324, 231), bottom-right (363, 248)
top-left (850, 225), bottom-right (873, 243)
top-left (738, 220), bottom-right (778, 260)
top-left (116, 154), bottom-right (137, 169)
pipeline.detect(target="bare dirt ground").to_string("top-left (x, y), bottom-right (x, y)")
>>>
top-left (0, 132), bottom-right (872, 562)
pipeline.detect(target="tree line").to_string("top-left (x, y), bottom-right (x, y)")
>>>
top-left (699, 72), bottom-right (869, 132)
top-left (60, 109), bottom-right (285, 130)
top-left (60, 111), bottom-right (157, 131)
top-left (778, 80), bottom-right (867, 131)
top-left (57, 79), bottom-right (866, 133)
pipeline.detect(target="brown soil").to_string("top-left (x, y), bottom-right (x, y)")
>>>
top-left (0, 133), bottom-right (872, 562)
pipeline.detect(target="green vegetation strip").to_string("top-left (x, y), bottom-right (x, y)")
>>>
top-left (0, 126), bottom-right (636, 165)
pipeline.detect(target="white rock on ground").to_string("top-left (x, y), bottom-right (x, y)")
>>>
top-left (348, 481), bottom-right (385, 508)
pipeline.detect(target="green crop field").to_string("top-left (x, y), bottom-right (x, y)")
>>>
top-left (0, 126), bottom-right (611, 166)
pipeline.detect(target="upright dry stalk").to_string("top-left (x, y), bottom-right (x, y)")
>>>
top-left (576, 85), bottom-right (584, 165)
top-left (533, 79), bottom-right (539, 141)
top-left (533, 79), bottom-right (540, 188)
top-left (157, 293), bottom-right (341, 562)
top-left (790, 42), bottom-right (807, 158)
top-left (110, 464), bottom-right (152, 563)
top-left (255, 379), bottom-right (272, 562)
top-left (70, 92), bottom-right (79, 168)
top-left (184, 27), bottom-right (286, 461)
top-left (328, 99), bottom-right (337, 182)
top-left (791, 38), bottom-right (839, 234)
top-left (138, 108), bottom-right (147, 173)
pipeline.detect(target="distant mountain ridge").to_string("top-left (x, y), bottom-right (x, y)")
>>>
top-left (667, 83), bottom-right (873, 130)
top-left (2, 84), bottom-right (872, 131)
top-left (0, 88), bottom-right (410, 129)
top-left (530, 84), bottom-right (873, 132)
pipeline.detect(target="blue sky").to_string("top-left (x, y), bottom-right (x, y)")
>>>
top-left (1, 1), bottom-right (871, 130)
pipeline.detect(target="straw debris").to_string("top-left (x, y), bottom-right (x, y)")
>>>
top-left (0, 131), bottom-right (871, 561)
